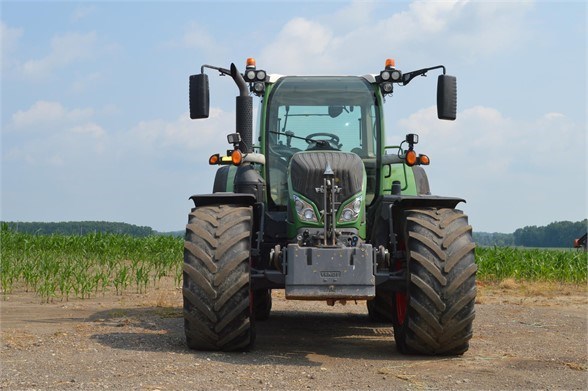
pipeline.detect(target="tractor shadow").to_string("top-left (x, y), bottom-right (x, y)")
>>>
top-left (87, 306), bottom-right (437, 366)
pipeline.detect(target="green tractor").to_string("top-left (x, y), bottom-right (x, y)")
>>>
top-left (183, 57), bottom-right (477, 355)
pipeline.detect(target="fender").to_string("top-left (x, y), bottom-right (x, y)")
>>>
top-left (212, 166), bottom-right (237, 193)
top-left (189, 193), bottom-right (256, 208)
top-left (382, 194), bottom-right (464, 211)
top-left (367, 194), bottom-right (465, 256)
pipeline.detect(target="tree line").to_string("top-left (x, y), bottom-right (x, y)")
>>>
top-left (474, 219), bottom-right (587, 248)
top-left (2, 221), bottom-right (154, 237)
top-left (3, 219), bottom-right (586, 247)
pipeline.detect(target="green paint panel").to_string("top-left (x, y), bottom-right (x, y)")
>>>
top-left (380, 163), bottom-right (417, 196)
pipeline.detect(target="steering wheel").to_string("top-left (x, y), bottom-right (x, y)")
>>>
top-left (305, 132), bottom-right (341, 150)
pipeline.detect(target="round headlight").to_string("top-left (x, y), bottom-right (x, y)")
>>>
top-left (253, 82), bottom-right (264, 92)
top-left (303, 209), bottom-right (315, 221)
top-left (382, 82), bottom-right (393, 93)
top-left (380, 71), bottom-right (391, 81)
top-left (341, 209), bottom-right (353, 221)
top-left (391, 70), bottom-right (401, 81)
top-left (246, 70), bottom-right (256, 81)
top-left (256, 70), bottom-right (266, 81)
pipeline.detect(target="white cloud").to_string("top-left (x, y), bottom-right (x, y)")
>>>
top-left (397, 104), bottom-right (583, 174)
top-left (19, 31), bottom-right (102, 80)
top-left (71, 5), bottom-right (97, 22)
top-left (329, 0), bottom-right (377, 32)
top-left (1, 21), bottom-right (23, 73)
top-left (11, 101), bottom-right (94, 129)
top-left (12, 101), bottom-right (66, 127)
top-left (163, 22), bottom-right (230, 63)
top-left (0, 21), bottom-right (23, 52)
top-left (3, 147), bottom-right (35, 165)
top-left (70, 72), bottom-right (103, 93)
top-left (70, 122), bottom-right (106, 139)
top-left (258, 1), bottom-right (534, 74)
top-left (259, 17), bottom-right (337, 74)
top-left (4, 101), bottom-right (107, 168)
top-left (396, 104), bottom-right (586, 231)
top-left (6, 99), bottom-right (235, 168)
top-left (126, 107), bottom-right (233, 156)
top-left (181, 22), bottom-right (217, 51)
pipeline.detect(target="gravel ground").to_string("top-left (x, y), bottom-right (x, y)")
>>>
top-left (1, 279), bottom-right (586, 390)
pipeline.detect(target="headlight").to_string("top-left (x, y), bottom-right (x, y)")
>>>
top-left (245, 70), bottom-right (256, 81)
top-left (293, 195), bottom-right (318, 222)
top-left (338, 196), bottom-right (362, 223)
top-left (256, 70), bottom-right (266, 81)
top-left (253, 81), bottom-right (265, 93)
top-left (391, 70), bottom-right (401, 81)
top-left (381, 82), bottom-right (393, 93)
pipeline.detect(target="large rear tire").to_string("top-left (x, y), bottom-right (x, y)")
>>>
top-left (394, 208), bottom-right (477, 355)
top-left (183, 205), bottom-right (255, 351)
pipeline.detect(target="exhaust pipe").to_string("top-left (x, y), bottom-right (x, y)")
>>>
top-left (230, 63), bottom-right (253, 153)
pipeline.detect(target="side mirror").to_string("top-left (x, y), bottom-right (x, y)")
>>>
top-left (437, 74), bottom-right (457, 121)
top-left (189, 73), bottom-right (209, 119)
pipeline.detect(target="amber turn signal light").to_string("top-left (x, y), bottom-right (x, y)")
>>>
top-left (418, 154), bottom-right (430, 165)
top-left (209, 154), bottom-right (220, 165)
top-left (405, 150), bottom-right (417, 166)
top-left (231, 150), bottom-right (243, 165)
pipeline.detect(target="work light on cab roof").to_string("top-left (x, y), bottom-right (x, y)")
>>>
top-left (243, 57), bottom-right (267, 95)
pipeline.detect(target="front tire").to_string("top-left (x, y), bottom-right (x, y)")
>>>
top-left (183, 205), bottom-right (254, 351)
top-left (394, 208), bottom-right (477, 355)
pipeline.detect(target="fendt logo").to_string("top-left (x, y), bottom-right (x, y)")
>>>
top-left (320, 271), bottom-right (341, 278)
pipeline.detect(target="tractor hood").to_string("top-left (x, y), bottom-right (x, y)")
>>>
top-left (289, 151), bottom-right (364, 212)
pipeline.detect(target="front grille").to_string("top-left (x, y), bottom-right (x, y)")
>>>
top-left (289, 151), bottom-right (364, 210)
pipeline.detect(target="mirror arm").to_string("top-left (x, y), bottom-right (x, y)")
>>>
top-left (201, 64), bottom-right (231, 77)
top-left (402, 65), bottom-right (446, 86)
top-left (199, 64), bottom-right (248, 96)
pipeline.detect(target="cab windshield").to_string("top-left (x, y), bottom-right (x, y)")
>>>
top-left (265, 76), bottom-right (380, 208)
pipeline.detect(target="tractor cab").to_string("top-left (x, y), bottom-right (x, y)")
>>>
top-left (264, 76), bottom-right (380, 209)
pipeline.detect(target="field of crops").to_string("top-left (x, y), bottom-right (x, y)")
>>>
top-left (475, 246), bottom-right (586, 283)
top-left (1, 229), bottom-right (586, 301)
top-left (1, 229), bottom-right (182, 301)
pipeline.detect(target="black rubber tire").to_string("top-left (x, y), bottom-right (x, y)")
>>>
top-left (366, 290), bottom-right (394, 323)
top-left (253, 289), bottom-right (272, 321)
top-left (393, 208), bottom-right (477, 355)
top-left (183, 205), bottom-right (254, 351)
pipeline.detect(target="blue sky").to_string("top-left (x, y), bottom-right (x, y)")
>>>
top-left (1, 0), bottom-right (586, 233)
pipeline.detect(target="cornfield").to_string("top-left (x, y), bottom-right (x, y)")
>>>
top-left (475, 246), bottom-right (587, 283)
top-left (1, 229), bottom-right (586, 301)
top-left (1, 229), bottom-right (183, 301)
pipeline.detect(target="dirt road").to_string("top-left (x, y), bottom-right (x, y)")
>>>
top-left (1, 280), bottom-right (586, 390)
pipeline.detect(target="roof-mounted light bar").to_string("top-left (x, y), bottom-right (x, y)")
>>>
top-left (243, 57), bottom-right (267, 96)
